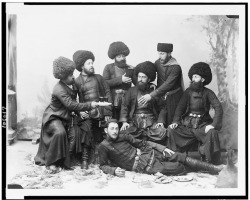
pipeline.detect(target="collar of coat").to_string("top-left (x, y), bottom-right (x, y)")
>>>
top-left (113, 63), bottom-right (134, 69)
top-left (161, 57), bottom-right (179, 67)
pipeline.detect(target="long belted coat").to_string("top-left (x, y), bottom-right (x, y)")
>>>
top-left (34, 81), bottom-right (92, 167)
top-left (150, 57), bottom-right (184, 127)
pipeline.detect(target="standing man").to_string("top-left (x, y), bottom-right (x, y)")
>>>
top-left (168, 62), bottom-right (223, 165)
top-left (98, 119), bottom-right (223, 177)
top-left (138, 43), bottom-right (184, 127)
top-left (119, 61), bottom-right (167, 144)
top-left (103, 41), bottom-right (135, 120)
top-left (73, 50), bottom-right (112, 168)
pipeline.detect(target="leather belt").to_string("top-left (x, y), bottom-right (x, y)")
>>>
top-left (115, 89), bottom-right (126, 94)
top-left (189, 113), bottom-right (202, 118)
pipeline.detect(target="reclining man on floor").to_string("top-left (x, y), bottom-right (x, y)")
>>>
top-left (98, 119), bottom-right (224, 177)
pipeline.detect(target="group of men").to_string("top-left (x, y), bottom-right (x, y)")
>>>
top-left (34, 41), bottom-right (223, 176)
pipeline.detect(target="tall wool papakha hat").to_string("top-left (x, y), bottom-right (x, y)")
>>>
top-left (108, 41), bottom-right (130, 59)
top-left (134, 61), bottom-right (156, 82)
top-left (53, 56), bottom-right (76, 80)
top-left (157, 43), bottom-right (173, 53)
top-left (188, 62), bottom-right (212, 86)
top-left (73, 50), bottom-right (95, 72)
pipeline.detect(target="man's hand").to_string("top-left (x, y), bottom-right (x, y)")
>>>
top-left (120, 122), bottom-right (130, 131)
top-left (163, 148), bottom-right (175, 157)
top-left (155, 123), bottom-right (164, 129)
top-left (138, 94), bottom-right (152, 105)
top-left (80, 111), bottom-right (89, 119)
top-left (169, 123), bottom-right (178, 129)
top-left (122, 73), bottom-right (132, 83)
top-left (105, 116), bottom-right (112, 121)
top-left (114, 167), bottom-right (125, 177)
top-left (205, 125), bottom-right (214, 134)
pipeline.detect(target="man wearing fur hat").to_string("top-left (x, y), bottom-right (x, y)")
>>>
top-left (119, 61), bottom-right (167, 144)
top-left (138, 43), bottom-right (184, 128)
top-left (167, 62), bottom-right (223, 165)
top-left (34, 57), bottom-right (99, 173)
top-left (103, 41), bottom-right (136, 120)
top-left (73, 50), bottom-right (112, 168)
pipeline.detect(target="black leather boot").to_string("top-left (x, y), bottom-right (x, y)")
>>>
top-left (81, 146), bottom-right (89, 170)
top-left (185, 157), bottom-right (224, 174)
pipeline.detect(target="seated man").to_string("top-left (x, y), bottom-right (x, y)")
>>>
top-left (167, 62), bottom-right (223, 164)
top-left (119, 61), bottom-right (166, 144)
top-left (98, 119), bottom-right (223, 177)
top-left (34, 57), bottom-right (99, 173)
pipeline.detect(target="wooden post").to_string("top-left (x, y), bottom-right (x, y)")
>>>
top-left (7, 15), bottom-right (17, 145)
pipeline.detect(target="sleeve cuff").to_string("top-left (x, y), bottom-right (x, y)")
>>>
top-left (119, 117), bottom-right (128, 122)
top-left (110, 167), bottom-right (117, 175)
top-left (150, 90), bottom-right (157, 98)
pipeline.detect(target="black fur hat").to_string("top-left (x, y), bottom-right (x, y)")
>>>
top-left (73, 50), bottom-right (95, 72)
top-left (157, 43), bottom-right (173, 53)
top-left (135, 61), bottom-right (156, 82)
top-left (53, 56), bottom-right (75, 80)
top-left (108, 41), bottom-right (130, 59)
top-left (188, 62), bottom-right (212, 86)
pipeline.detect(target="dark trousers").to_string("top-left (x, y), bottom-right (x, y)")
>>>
top-left (147, 151), bottom-right (187, 175)
top-left (80, 118), bottom-right (105, 164)
top-left (167, 125), bottom-right (221, 164)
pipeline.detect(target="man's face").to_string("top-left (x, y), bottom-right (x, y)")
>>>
top-left (105, 122), bottom-right (119, 140)
top-left (82, 59), bottom-right (95, 75)
top-left (137, 72), bottom-right (150, 91)
top-left (115, 54), bottom-right (126, 63)
top-left (63, 73), bottom-right (75, 85)
top-left (190, 74), bottom-right (205, 91)
top-left (192, 74), bottom-right (204, 83)
top-left (115, 54), bottom-right (127, 68)
top-left (158, 51), bottom-right (170, 64)
top-left (138, 72), bottom-right (149, 84)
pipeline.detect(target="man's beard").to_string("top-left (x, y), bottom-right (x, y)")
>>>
top-left (83, 67), bottom-right (95, 75)
top-left (115, 59), bottom-right (127, 68)
top-left (137, 82), bottom-right (149, 92)
top-left (160, 56), bottom-right (171, 64)
top-left (190, 80), bottom-right (204, 92)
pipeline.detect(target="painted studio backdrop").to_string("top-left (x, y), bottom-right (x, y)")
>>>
top-left (7, 5), bottom-right (240, 151)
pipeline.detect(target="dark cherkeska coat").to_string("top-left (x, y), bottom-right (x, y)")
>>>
top-left (103, 63), bottom-right (136, 120)
top-left (42, 81), bottom-right (92, 125)
top-left (75, 73), bottom-right (113, 117)
top-left (167, 87), bottom-right (223, 164)
top-left (103, 63), bottom-right (135, 93)
top-left (119, 85), bottom-right (167, 143)
top-left (172, 87), bottom-right (223, 130)
top-left (74, 73), bottom-right (113, 145)
top-left (98, 133), bottom-right (186, 176)
top-left (119, 85), bottom-right (164, 123)
top-left (34, 81), bottom-right (92, 167)
top-left (150, 58), bottom-right (184, 127)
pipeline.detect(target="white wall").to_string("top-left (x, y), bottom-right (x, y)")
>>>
top-left (6, 4), bottom-right (241, 120)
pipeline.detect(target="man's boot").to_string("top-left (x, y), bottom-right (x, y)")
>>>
top-left (81, 147), bottom-right (89, 170)
top-left (69, 135), bottom-right (76, 167)
top-left (185, 156), bottom-right (224, 174)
